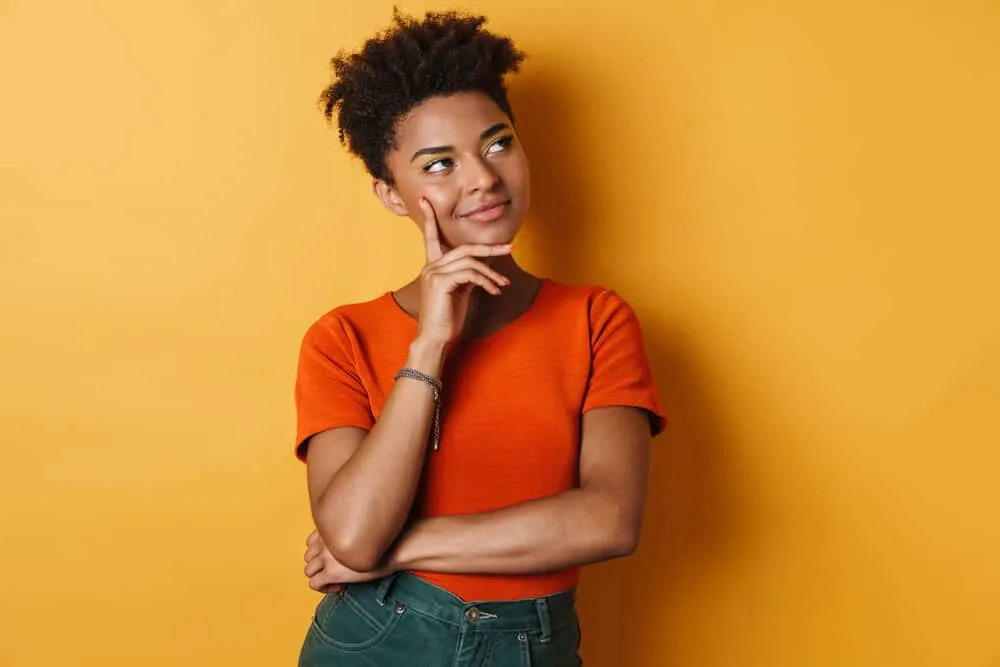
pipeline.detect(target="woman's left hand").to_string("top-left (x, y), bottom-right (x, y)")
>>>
top-left (304, 530), bottom-right (388, 593)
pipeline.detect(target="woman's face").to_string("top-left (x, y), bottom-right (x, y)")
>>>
top-left (376, 91), bottom-right (530, 249)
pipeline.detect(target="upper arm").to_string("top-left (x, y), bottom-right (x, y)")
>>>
top-left (578, 406), bottom-right (652, 529)
top-left (576, 289), bottom-right (665, 536)
top-left (294, 315), bottom-right (376, 518)
top-left (304, 427), bottom-right (367, 513)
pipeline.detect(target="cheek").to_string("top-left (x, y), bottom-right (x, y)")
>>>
top-left (504, 154), bottom-right (530, 190)
top-left (420, 186), bottom-right (462, 222)
top-left (503, 166), bottom-right (529, 211)
top-left (393, 176), bottom-right (454, 218)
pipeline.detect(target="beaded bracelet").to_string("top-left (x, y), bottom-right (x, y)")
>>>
top-left (394, 368), bottom-right (443, 451)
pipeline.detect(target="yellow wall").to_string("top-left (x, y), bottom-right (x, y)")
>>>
top-left (1, 1), bottom-right (998, 665)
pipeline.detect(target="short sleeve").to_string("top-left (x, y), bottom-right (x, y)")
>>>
top-left (582, 290), bottom-right (667, 436)
top-left (294, 315), bottom-right (375, 460)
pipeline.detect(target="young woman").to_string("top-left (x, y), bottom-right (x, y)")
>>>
top-left (294, 10), bottom-right (666, 667)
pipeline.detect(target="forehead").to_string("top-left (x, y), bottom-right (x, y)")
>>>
top-left (392, 92), bottom-right (510, 151)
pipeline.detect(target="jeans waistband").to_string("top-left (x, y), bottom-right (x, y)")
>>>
top-left (345, 572), bottom-right (576, 639)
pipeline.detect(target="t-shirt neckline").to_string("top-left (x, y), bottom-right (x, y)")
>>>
top-left (384, 278), bottom-right (550, 342)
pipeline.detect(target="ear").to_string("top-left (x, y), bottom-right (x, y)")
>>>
top-left (373, 179), bottom-right (410, 217)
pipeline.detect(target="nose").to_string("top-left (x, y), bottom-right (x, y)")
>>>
top-left (464, 155), bottom-right (500, 193)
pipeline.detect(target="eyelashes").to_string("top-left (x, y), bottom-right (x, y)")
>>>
top-left (423, 157), bottom-right (454, 174)
top-left (486, 135), bottom-right (514, 154)
top-left (422, 134), bottom-right (516, 174)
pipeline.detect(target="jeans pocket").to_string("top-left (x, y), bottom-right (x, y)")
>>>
top-left (309, 590), bottom-right (406, 653)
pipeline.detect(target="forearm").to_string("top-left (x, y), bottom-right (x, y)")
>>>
top-left (388, 488), bottom-right (641, 575)
top-left (313, 338), bottom-right (447, 570)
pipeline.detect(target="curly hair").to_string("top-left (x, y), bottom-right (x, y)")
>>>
top-left (318, 9), bottom-right (526, 184)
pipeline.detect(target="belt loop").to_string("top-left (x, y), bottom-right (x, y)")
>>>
top-left (374, 572), bottom-right (399, 606)
top-left (535, 598), bottom-right (552, 644)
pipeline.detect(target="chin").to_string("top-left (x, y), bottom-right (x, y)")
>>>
top-left (466, 225), bottom-right (521, 246)
top-left (449, 215), bottom-right (522, 245)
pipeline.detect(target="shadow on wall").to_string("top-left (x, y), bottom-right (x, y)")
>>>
top-left (511, 70), bottom-right (740, 665)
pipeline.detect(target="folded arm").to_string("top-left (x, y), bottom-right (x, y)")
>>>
top-left (305, 404), bottom-right (653, 589)
top-left (387, 406), bottom-right (652, 573)
top-left (307, 339), bottom-right (447, 572)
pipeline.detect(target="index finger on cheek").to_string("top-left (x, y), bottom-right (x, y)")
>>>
top-left (420, 198), bottom-right (444, 262)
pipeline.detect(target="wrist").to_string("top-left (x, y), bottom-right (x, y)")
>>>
top-left (406, 338), bottom-right (449, 377)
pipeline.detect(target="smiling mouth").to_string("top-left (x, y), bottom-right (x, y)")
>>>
top-left (460, 200), bottom-right (511, 222)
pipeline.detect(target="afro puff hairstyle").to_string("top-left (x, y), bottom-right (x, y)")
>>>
top-left (319, 9), bottom-right (526, 184)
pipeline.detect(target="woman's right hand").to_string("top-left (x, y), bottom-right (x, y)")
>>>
top-left (416, 197), bottom-right (512, 346)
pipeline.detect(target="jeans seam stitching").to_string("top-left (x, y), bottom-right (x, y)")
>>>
top-left (308, 611), bottom-right (403, 653)
top-left (344, 590), bottom-right (386, 630)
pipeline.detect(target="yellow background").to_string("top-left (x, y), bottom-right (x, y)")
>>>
top-left (1, 1), bottom-right (998, 665)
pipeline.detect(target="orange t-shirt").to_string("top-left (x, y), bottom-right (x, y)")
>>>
top-left (294, 279), bottom-right (666, 601)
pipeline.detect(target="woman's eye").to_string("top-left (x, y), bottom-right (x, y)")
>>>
top-left (423, 158), bottom-right (453, 174)
top-left (485, 135), bottom-right (514, 155)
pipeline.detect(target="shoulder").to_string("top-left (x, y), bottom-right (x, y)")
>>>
top-left (538, 279), bottom-right (638, 324)
top-left (300, 292), bottom-right (398, 351)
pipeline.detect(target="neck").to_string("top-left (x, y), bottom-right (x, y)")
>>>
top-left (461, 256), bottom-right (538, 337)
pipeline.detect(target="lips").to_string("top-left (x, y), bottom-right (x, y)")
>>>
top-left (460, 199), bottom-right (511, 222)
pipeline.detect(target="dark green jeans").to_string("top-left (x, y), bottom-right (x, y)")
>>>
top-left (298, 572), bottom-right (582, 666)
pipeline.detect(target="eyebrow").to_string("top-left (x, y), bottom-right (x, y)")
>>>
top-left (409, 123), bottom-right (512, 162)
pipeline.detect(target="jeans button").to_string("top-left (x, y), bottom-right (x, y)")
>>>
top-left (465, 607), bottom-right (480, 623)
top-left (517, 631), bottom-right (527, 642)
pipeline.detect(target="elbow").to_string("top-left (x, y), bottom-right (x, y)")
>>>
top-left (584, 494), bottom-right (644, 561)
top-left (313, 508), bottom-right (386, 572)
top-left (322, 528), bottom-right (386, 572)
top-left (608, 525), bottom-right (640, 558)
top-left (602, 507), bottom-right (642, 559)
top-left (330, 541), bottom-right (384, 573)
